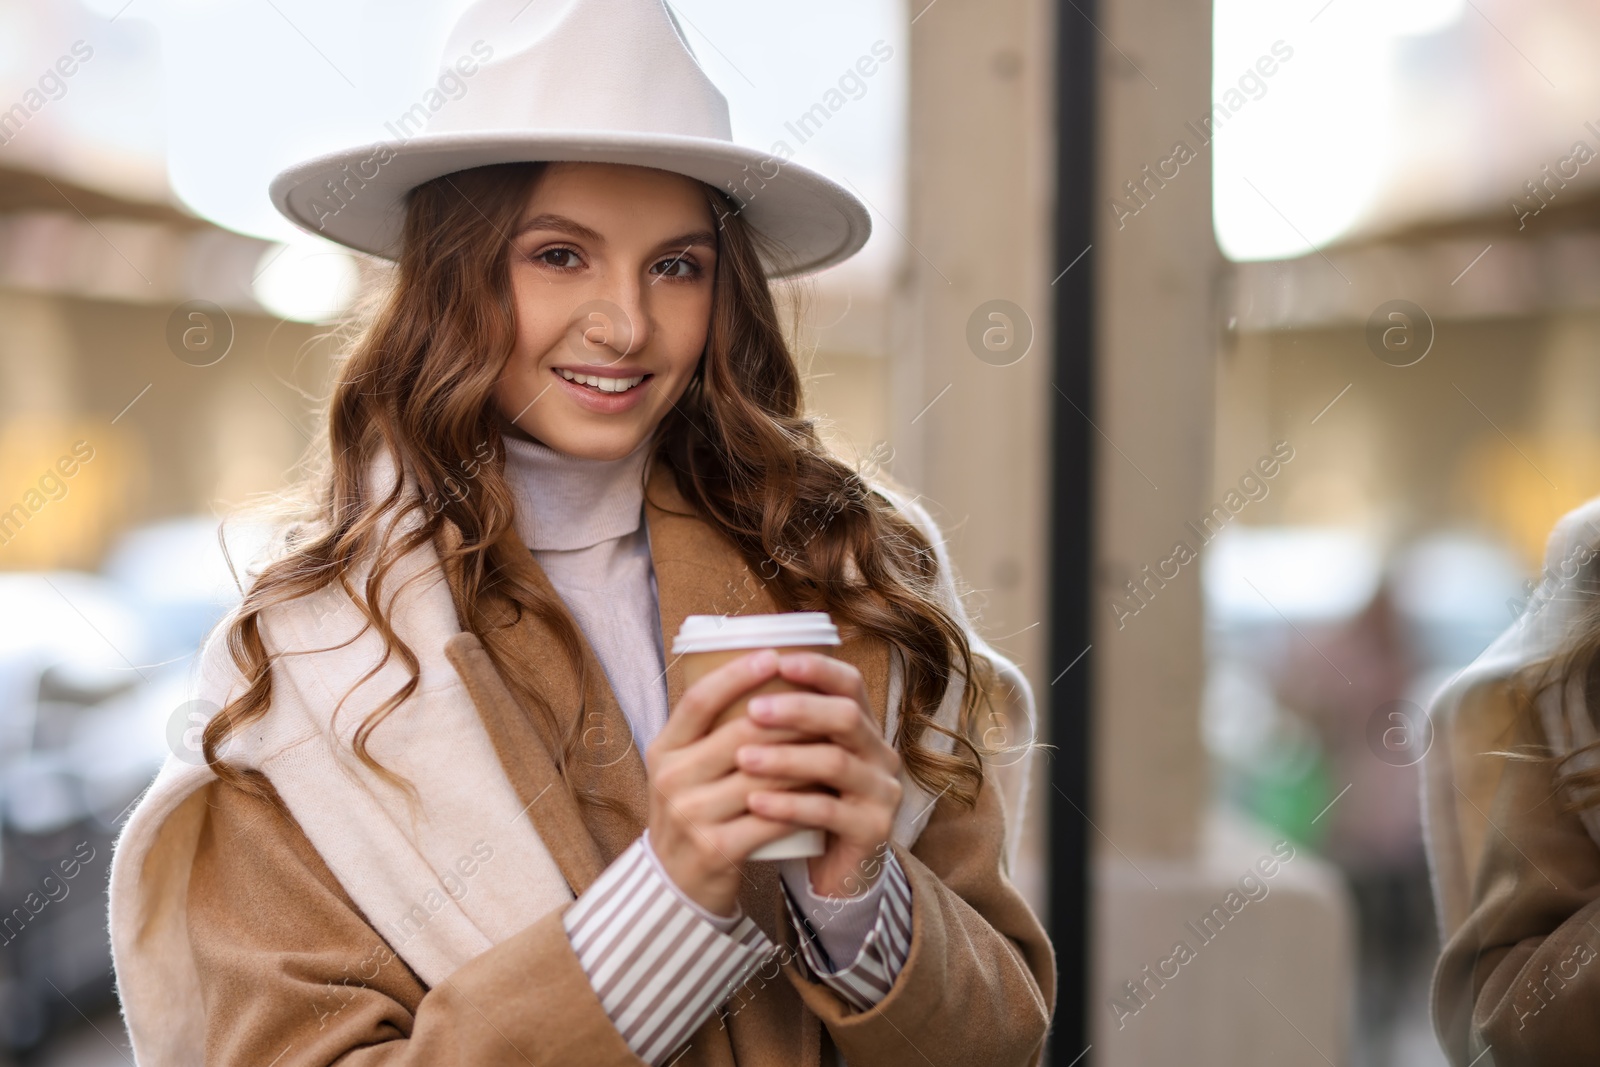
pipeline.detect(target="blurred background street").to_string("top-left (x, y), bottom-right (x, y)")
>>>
top-left (3, 0), bottom-right (1600, 1063)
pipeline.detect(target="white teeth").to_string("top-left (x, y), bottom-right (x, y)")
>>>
top-left (557, 368), bottom-right (645, 393)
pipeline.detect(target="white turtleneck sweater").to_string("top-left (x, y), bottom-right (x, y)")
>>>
top-left (499, 429), bottom-right (911, 1063)
top-left (502, 430), bottom-right (673, 747)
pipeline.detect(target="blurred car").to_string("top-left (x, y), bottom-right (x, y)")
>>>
top-left (0, 516), bottom-right (272, 1048)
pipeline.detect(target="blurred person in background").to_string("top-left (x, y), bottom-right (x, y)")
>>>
top-left (1277, 580), bottom-right (1435, 1067)
top-left (1427, 499), bottom-right (1600, 1065)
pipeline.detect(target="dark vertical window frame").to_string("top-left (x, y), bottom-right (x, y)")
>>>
top-left (1047, 0), bottom-right (1096, 1062)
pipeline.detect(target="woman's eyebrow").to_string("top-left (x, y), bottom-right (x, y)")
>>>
top-left (512, 213), bottom-right (605, 242)
top-left (654, 230), bottom-right (717, 253)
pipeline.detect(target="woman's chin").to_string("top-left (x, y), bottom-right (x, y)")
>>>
top-left (521, 418), bottom-right (656, 462)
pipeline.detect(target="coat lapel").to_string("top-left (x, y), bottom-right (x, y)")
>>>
top-left (443, 629), bottom-right (607, 893)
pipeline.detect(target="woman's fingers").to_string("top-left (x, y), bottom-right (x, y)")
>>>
top-left (746, 788), bottom-right (895, 848)
top-left (653, 715), bottom-right (809, 793)
top-left (645, 648), bottom-right (902, 913)
top-left (749, 692), bottom-right (864, 746)
top-left (713, 813), bottom-right (813, 862)
top-left (652, 809), bottom-right (799, 886)
top-left (747, 690), bottom-right (899, 774)
top-left (651, 648), bottom-right (780, 754)
top-left (735, 741), bottom-right (892, 803)
top-left (666, 769), bottom-right (812, 827)
top-left (774, 651), bottom-right (870, 705)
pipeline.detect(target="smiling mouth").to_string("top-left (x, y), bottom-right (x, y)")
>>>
top-left (555, 367), bottom-right (650, 394)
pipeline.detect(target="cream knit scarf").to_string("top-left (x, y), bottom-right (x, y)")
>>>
top-left (106, 443), bottom-right (1037, 1067)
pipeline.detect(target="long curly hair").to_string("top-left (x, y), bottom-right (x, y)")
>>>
top-left (203, 161), bottom-right (999, 814)
top-left (1502, 552), bottom-right (1600, 813)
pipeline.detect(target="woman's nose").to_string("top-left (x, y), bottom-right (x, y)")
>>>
top-left (570, 280), bottom-right (650, 367)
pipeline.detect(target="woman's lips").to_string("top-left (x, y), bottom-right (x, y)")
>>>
top-left (550, 366), bottom-right (653, 414)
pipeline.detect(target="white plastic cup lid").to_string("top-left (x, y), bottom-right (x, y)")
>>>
top-left (671, 612), bottom-right (841, 654)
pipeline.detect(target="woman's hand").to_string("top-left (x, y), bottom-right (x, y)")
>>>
top-left (644, 648), bottom-right (815, 917)
top-left (737, 652), bottom-right (903, 899)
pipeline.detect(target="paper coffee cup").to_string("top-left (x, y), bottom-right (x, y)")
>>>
top-left (672, 612), bottom-right (841, 861)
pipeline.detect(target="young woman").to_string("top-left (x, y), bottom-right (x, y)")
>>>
top-left (1427, 502), bottom-right (1600, 1065)
top-left (107, 2), bottom-right (1053, 1065)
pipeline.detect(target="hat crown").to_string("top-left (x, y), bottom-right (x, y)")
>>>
top-left (267, 0), bottom-right (871, 275)
top-left (430, 0), bottom-right (732, 142)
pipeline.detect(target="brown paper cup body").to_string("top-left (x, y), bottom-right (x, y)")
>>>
top-left (678, 644), bottom-right (835, 860)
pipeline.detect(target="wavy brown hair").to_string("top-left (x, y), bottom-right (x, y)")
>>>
top-left (1501, 553), bottom-right (1600, 814)
top-left (204, 161), bottom-right (1003, 814)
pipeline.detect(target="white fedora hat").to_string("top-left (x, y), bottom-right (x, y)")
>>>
top-left (268, 0), bottom-right (872, 278)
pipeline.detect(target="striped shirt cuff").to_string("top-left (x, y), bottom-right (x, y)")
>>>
top-left (563, 834), bottom-right (778, 1066)
top-left (777, 855), bottom-right (891, 967)
top-left (780, 850), bottom-right (913, 1012)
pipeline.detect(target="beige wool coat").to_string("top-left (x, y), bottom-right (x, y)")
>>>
top-left (112, 452), bottom-right (1055, 1067)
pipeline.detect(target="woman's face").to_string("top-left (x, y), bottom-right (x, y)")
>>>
top-left (496, 161), bottom-right (718, 461)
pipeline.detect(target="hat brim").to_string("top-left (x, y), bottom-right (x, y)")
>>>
top-left (268, 130), bottom-right (872, 279)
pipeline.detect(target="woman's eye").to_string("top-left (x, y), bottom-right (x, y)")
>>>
top-left (652, 256), bottom-right (699, 279)
top-left (537, 248), bottom-right (581, 269)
